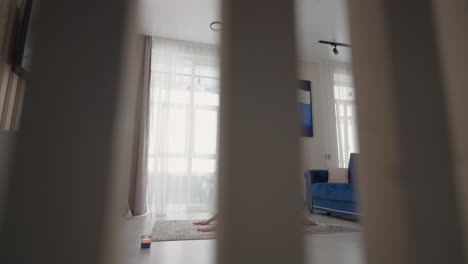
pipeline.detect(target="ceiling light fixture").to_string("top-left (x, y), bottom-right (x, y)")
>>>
top-left (210, 21), bottom-right (223, 32)
top-left (319, 40), bottom-right (350, 56)
top-left (332, 46), bottom-right (339, 55)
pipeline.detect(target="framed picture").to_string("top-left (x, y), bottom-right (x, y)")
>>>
top-left (298, 80), bottom-right (313, 137)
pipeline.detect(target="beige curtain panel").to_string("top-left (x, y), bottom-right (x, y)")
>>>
top-left (128, 35), bottom-right (152, 216)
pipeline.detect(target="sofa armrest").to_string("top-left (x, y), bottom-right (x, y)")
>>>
top-left (304, 170), bottom-right (328, 212)
top-left (304, 170), bottom-right (329, 184)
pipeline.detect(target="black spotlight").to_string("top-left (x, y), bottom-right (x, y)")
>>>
top-left (318, 40), bottom-right (350, 55)
top-left (333, 46), bottom-right (339, 55)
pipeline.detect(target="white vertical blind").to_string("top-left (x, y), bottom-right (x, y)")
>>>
top-left (147, 38), bottom-right (219, 215)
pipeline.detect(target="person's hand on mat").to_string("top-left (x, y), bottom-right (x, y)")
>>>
top-left (193, 214), bottom-right (218, 225)
top-left (193, 220), bottom-right (211, 225)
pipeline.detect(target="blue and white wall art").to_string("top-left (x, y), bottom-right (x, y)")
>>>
top-left (298, 80), bottom-right (313, 137)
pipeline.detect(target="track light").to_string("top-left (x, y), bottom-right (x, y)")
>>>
top-left (318, 40), bottom-right (350, 56)
top-left (332, 46), bottom-right (339, 55)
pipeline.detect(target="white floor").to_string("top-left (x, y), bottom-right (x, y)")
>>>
top-left (122, 212), bottom-right (364, 264)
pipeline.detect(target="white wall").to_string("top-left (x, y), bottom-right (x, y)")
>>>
top-left (298, 60), bottom-right (328, 172)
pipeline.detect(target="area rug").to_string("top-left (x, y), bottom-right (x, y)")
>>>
top-left (151, 215), bottom-right (360, 242)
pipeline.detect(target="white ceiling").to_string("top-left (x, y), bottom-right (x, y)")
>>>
top-left (137, 0), bottom-right (351, 62)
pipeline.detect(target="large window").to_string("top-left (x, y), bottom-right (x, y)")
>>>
top-left (147, 38), bottom-right (219, 214)
top-left (333, 72), bottom-right (358, 168)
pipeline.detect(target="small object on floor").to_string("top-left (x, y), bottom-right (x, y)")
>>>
top-left (141, 235), bottom-right (152, 248)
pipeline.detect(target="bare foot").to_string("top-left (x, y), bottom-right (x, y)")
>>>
top-left (193, 220), bottom-right (211, 225)
top-left (304, 218), bottom-right (318, 226)
top-left (197, 225), bottom-right (217, 232)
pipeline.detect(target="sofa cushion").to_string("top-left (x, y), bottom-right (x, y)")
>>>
top-left (328, 168), bottom-right (349, 183)
top-left (312, 183), bottom-right (354, 203)
top-left (348, 153), bottom-right (359, 183)
top-left (305, 170), bottom-right (328, 183)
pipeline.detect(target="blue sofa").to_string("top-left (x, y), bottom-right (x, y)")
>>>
top-left (304, 153), bottom-right (359, 218)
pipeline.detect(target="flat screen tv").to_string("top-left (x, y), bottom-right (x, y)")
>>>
top-left (12, 0), bottom-right (35, 78)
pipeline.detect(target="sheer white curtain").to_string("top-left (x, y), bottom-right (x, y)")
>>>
top-left (320, 62), bottom-right (358, 168)
top-left (147, 38), bottom-right (219, 215)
